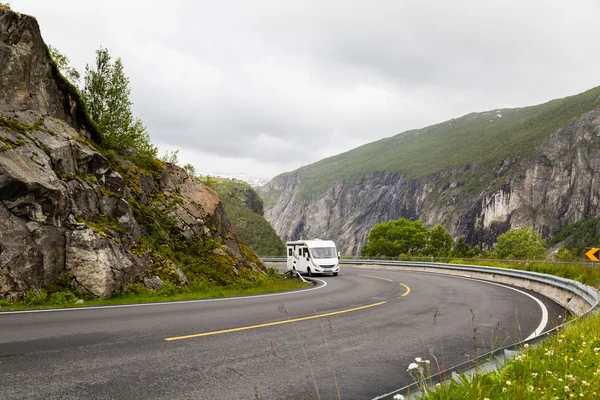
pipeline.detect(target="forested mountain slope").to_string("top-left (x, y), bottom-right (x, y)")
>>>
top-left (260, 86), bottom-right (600, 255)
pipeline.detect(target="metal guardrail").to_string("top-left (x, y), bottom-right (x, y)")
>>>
top-left (263, 258), bottom-right (598, 312)
top-left (262, 257), bottom-right (599, 399)
top-left (343, 259), bottom-right (599, 311)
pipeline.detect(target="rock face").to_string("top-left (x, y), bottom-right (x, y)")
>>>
top-left (0, 8), bottom-right (264, 300)
top-left (260, 110), bottom-right (600, 256)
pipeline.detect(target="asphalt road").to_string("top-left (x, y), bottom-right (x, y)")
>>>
top-left (0, 265), bottom-right (566, 400)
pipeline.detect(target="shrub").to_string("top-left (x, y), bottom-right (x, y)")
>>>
top-left (156, 281), bottom-right (180, 297)
top-left (266, 266), bottom-right (280, 278)
top-left (22, 289), bottom-right (48, 306)
top-left (493, 227), bottom-right (546, 260)
top-left (48, 291), bottom-right (78, 305)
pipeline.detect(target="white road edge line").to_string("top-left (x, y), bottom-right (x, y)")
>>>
top-left (0, 278), bottom-right (327, 315)
top-left (414, 273), bottom-right (549, 340)
top-left (348, 267), bottom-right (550, 340)
top-left (441, 275), bottom-right (548, 340)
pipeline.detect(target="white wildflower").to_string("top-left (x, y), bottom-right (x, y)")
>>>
top-left (393, 395), bottom-right (405, 400)
top-left (415, 357), bottom-right (422, 362)
top-left (407, 363), bottom-right (419, 371)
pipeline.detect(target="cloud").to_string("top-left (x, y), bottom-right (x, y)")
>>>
top-left (15, 0), bottom-right (600, 181)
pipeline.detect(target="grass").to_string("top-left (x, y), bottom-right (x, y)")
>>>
top-left (0, 270), bottom-right (309, 312)
top-left (385, 257), bottom-right (600, 399)
top-left (448, 258), bottom-right (600, 289)
top-left (411, 312), bottom-right (600, 399)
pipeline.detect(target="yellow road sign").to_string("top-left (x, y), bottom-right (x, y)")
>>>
top-left (585, 247), bottom-right (599, 262)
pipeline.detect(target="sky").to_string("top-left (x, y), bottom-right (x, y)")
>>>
top-left (12, 0), bottom-right (600, 184)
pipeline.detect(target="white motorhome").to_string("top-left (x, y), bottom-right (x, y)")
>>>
top-left (286, 239), bottom-right (340, 276)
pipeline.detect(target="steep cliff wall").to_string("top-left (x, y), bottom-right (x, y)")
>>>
top-left (0, 8), bottom-right (263, 299)
top-left (261, 108), bottom-right (600, 256)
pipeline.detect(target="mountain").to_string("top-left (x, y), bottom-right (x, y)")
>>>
top-left (209, 178), bottom-right (286, 256)
top-left (0, 8), bottom-right (264, 299)
top-left (259, 86), bottom-right (600, 255)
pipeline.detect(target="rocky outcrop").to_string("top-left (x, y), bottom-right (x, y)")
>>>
top-left (0, 9), bottom-right (99, 142)
top-left (0, 8), bottom-right (264, 300)
top-left (261, 110), bottom-right (600, 256)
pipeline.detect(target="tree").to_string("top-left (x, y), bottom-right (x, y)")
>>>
top-left (452, 236), bottom-right (472, 258)
top-left (183, 163), bottom-right (196, 177)
top-left (48, 45), bottom-right (80, 86)
top-left (493, 227), bottom-right (546, 260)
top-left (83, 47), bottom-right (156, 164)
top-left (424, 224), bottom-right (454, 257)
top-left (361, 218), bottom-right (428, 257)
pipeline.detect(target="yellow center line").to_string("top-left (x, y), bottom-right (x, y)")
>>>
top-left (164, 301), bottom-right (387, 341)
top-left (357, 274), bottom-right (411, 297)
top-left (358, 274), bottom-right (394, 282)
top-left (400, 283), bottom-right (411, 297)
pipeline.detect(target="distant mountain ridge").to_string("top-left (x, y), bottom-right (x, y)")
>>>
top-left (259, 86), bottom-right (600, 255)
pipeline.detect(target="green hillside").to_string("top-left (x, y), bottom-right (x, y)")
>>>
top-left (208, 177), bottom-right (286, 256)
top-left (291, 85), bottom-right (600, 196)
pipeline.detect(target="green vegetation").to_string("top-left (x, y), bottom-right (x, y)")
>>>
top-left (493, 227), bottom-right (546, 260)
top-left (549, 216), bottom-right (600, 257)
top-left (82, 47), bottom-right (157, 167)
top-left (211, 177), bottom-right (286, 256)
top-left (361, 218), bottom-right (478, 258)
top-left (0, 268), bottom-right (308, 311)
top-left (410, 313), bottom-right (600, 399)
top-left (450, 258), bottom-right (600, 288)
top-left (280, 86), bottom-right (600, 198)
top-left (48, 45), bottom-right (80, 86)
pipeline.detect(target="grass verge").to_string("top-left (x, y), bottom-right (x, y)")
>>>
top-left (0, 269), bottom-right (308, 311)
top-left (399, 258), bottom-right (600, 399)
top-left (410, 312), bottom-right (599, 399)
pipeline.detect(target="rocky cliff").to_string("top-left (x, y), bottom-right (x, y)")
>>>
top-left (0, 8), bottom-right (264, 300)
top-left (260, 98), bottom-right (600, 256)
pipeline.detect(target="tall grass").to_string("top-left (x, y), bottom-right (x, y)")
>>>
top-left (395, 257), bottom-right (600, 399)
top-left (414, 313), bottom-right (600, 399)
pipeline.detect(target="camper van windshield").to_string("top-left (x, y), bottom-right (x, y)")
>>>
top-left (311, 247), bottom-right (337, 259)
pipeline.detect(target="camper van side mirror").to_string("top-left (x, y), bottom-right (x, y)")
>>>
top-left (337, 251), bottom-right (341, 259)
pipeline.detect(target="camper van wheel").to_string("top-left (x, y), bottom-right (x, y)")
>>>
top-left (307, 268), bottom-right (312, 277)
top-left (333, 272), bottom-right (338, 276)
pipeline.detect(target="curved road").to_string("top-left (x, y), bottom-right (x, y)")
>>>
top-left (0, 265), bottom-right (566, 399)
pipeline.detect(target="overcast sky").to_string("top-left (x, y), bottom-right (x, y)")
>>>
top-left (13, 0), bottom-right (600, 184)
